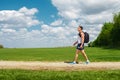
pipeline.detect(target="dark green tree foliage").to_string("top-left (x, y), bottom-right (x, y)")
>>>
top-left (93, 12), bottom-right (120, 47)
top-left (94, 23), bottom-right (113, 46)
top-left (111, 13), bottom-right (120, 47)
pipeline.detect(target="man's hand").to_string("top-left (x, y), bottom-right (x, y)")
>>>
top-left (73, 43), bottom-right (76, 46)
top-left (71, 44), bottom-right (75, 47)
top-left (80, 44), bottom-right (83, 48)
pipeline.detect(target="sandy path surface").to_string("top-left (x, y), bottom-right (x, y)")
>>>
top-left (0, 61), bottom-right (120, 71)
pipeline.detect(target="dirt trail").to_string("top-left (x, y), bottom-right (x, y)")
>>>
top-left (0, 61), bottom-right (120, 71)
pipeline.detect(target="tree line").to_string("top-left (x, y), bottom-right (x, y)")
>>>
top-left (89, 12), bottom-right (120, 48)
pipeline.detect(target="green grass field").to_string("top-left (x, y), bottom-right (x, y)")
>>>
top-left (0, 69), bottom-right (119, 80)
top-left (0, 47), bottom-right (120, 80)
top-left (0, 47), bottom-right (120, 62)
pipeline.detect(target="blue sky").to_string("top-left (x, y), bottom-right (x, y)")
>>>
top-left (0, 0), bottom-right (120, 48)
top-left (0, 0), bottom-right (58, 24)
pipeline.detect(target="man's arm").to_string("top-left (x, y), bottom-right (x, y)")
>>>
top-left (80, 32), bottom-right (84, 47)
top-left (73, 41), bottom-right (78, 46)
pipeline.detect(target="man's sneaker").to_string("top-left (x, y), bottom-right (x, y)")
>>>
top-left (85, 60), bottom-right (90, 64)
top-left (69, 62), bottom-right (77, 64)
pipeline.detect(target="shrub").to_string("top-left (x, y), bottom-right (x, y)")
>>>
top-left (88, 42), bottom-right (94, 47)
top-left (0, 44), bottom-right (4, 48)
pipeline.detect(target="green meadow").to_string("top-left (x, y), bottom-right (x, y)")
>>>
top-left (0, 69), bottom-right (120, 80)
top-left (0, 47), bottom-right (120, 62)
top-left (0, 47), bottom-right (120, 80)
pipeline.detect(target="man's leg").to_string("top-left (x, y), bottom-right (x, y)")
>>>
top-left (81, 50), bottom-right (88, 60)
top-left (81, 50), bottom-right (89, 63)
top-left (73, 49), bottom-right (80, 63)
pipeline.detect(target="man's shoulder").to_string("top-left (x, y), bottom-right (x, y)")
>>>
top-left (81, 32), bottom-right (84, 35)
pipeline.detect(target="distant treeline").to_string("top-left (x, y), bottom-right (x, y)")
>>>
top-left (89, 12), bottom-right (120, 48)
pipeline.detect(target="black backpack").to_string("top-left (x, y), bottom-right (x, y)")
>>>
top-left (78, 32), bottom-right (89, 43)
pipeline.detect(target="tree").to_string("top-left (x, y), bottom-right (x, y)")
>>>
top-left (111, 12), bottom-right (120, 47)
top-left (93, 22), bottom-right (113, 47)
top-left (93, 12), bottom-right (120, 48)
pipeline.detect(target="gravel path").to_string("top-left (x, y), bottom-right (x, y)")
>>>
top-left (0, 61), bottom-right (120, 71)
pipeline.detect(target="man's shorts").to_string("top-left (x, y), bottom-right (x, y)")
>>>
top-left (76, 43), bottom-right (84, 50)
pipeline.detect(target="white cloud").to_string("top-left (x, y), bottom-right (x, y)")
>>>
top-left (85, 11), bottom-right (113, 24)
top-left (50, 19), bottom-right (63, 26)
top-left (41, 24), bottom-right (71, 38)
top-left (68, 20), bottom-right (79, 27)
top-left (1, 28), bottom-right (16, 33)
top-left (0, 7), bottom-right (40, 29)
top-left (52, 0), bottom-right (120, 42)
top-left (0, 0), bottom-right (120, 48)
top-left (19, 7), bottom-right (38, 16)
top-left (52, 0), bottom-right (81, 19)
top-left (0, 7), bottom-right (42, 48)
top-left (80, 0), bottom-right (120, 14)
top-left (52, 0), bottom-right (120, 22)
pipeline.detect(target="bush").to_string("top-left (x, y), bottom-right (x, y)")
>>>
top-left (0, 44), bottom-right (4, 48)
top-left (88, 42), bottom-right (94, 47)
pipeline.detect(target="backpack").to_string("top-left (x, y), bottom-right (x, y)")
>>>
top-left (84, 32), bottom-right (89, 43)
top-left (78, 32), bottom-right (89, 43)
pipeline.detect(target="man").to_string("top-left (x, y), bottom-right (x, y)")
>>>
top-left (71, 26), bottom-right (90, 64)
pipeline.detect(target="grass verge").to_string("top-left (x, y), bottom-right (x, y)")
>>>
top-left (0, 47), bottom-right (120, 62)
top-left (0, 69), bottom-right (120, 80)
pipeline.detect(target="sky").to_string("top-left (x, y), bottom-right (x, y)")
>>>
top-left (0, 0), bottom-right (120, 48)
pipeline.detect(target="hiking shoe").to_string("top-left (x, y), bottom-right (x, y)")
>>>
top-left (85, 60), bottom-right (90, 64)
top-left (69, 62), bottom-right (77, 64)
